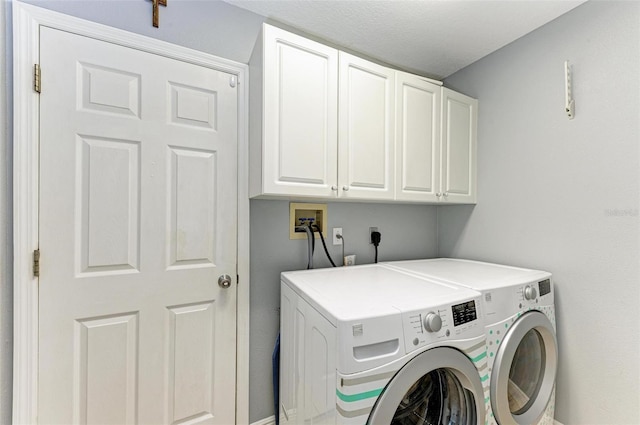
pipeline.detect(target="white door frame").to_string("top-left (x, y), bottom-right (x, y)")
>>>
top-left (12, 2), bottom-right (250, 423)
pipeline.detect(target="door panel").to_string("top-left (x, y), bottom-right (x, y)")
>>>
top-left (75, 313), bottom-right (139, 425)
top-left (166, 301), bottom-right (216, 424)
top-left (79, 62), bottom-right (141, 117)
top-left (168, 147), bottom-right (217, 267)
top-left (79, 135), bottom-right (141, 273)
top-left (39, 27), bottom-right (237, 424)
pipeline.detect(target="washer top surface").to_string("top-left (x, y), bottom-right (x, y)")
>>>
top-left (281, 264), bottom-right (481, 324)
top-left (384, 258), bottom-right (551, 290)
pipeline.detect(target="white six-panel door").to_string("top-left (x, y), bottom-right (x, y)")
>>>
top-left (38, 27), bottom-right (237, 424)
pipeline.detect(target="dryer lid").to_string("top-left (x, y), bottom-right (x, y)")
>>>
top-left (385, 258), bottom-right (551, 290)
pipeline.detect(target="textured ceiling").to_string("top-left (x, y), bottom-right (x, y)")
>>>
top-left (224, 0), bottom-right (586, 79)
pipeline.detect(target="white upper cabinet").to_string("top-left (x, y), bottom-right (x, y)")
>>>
top-left (338, 52), bottom-right (395, 200)
top-left (250, 25), bottom-right (338, 198)
top-left (249, 24), bottom-right (477, 204)
top-left (441, 88), bottom-right (477, 204)
top-left (395, 71), bottom-right (442, 202)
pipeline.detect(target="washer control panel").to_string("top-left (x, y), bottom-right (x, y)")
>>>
top-left (402, 297), bottom-right (483, 354)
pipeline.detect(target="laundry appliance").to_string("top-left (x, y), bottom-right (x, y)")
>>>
top-left (279, 264), bottom-right (489, 424)
top-left (385, 259), bottom-right (557, 425)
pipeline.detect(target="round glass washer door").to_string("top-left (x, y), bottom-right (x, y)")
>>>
top-left (491, 310), bottom-right (557, 425)
top-left (367, 347), bottom-right (485, 425)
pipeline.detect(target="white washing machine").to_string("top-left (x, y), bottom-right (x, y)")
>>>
top-left (385, 259), bottom-right (557, 425)
top-left (279, 264), bottom-right (489, 425)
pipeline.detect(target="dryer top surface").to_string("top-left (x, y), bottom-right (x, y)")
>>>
top-left (384, 258), bottom-right (551, 291)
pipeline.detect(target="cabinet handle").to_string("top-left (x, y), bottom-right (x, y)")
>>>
top-left (331, 185), bottom-right (338, 191)
top-left (436, 192), bottom-right (442, 197)
top-left (443, 192), bottom-right (449, 197)
top-left (342, 185), bottom-right (349, 191)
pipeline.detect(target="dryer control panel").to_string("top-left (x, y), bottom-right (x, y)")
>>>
top-left (517, 278), bottom-right (554, 311)
top-left (482, 276), bottom-right (554, 320)
top-left (401, 297), bottom-right (484, 354)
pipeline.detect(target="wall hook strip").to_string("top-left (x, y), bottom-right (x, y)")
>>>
top-left (565, 60), bottom-right (575, 120)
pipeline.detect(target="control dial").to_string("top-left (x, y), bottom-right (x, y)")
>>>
top-left (423, 312), bottom-right (443, 333)
top-left (524, 285), bottom-right (538, 301)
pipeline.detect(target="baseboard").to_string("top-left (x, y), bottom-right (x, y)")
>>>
top-left (251, 415), bottom-right (276, 425)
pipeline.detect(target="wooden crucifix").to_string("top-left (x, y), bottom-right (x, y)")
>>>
top-left (152, 0), bottom-right (167, 28)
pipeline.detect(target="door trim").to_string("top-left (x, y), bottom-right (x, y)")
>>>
top-left (12, 2), bottom-right (250, 423)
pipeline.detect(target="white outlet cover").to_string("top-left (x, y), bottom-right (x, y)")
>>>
top-left (332, 228), bottom-right (343, 245)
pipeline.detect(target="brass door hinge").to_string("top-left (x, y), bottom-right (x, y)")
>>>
top-left (33, 249), bottom-right (40, 277)
top-left (34, 64), bottom-right (41, 93)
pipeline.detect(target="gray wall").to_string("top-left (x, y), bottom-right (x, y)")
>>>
top-left (1, 0), bottom-right (13, 423)
top-left (249, 200), bottom-right (438, 421)
top-left (21, 0), bottom-right (266, 65)
top-left (440, 2), bottom-right (640, 424)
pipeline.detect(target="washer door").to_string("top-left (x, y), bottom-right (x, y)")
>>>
top-left (491, 311), bottom-right (557, 425)
top-left (367, 347), bottom-right (484, 425)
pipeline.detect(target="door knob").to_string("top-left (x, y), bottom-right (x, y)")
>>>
top-left (218, 275), bottom-right (232, 289)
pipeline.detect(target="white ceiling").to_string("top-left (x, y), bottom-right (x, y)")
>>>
top-left (224, 0), bottom-right (586, 79)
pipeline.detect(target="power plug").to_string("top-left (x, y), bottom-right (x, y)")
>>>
top-left (371, 230), bottom-right (381, 246)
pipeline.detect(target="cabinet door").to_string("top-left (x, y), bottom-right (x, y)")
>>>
top-left (441, 88), bottom-right (477, 204)
top-left (262, 25), bottom-right (338, 197)
top-left (395, 72), bottom-right (441, 202)
top-left (338, 52), bottom-right (395, 200)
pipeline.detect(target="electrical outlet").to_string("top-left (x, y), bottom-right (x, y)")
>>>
top-left (369, 227), bottom-right (379, 244)
top-left (333, 228), bottom-right (343, 245)
top-left (344, 255), bottom-right (356, 266)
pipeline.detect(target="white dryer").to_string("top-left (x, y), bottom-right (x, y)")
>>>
top-left (280, 264), bottom-right (488, 425)
top-left (385, 259), bottom-right (557, 425)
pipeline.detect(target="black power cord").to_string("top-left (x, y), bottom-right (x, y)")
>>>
top-left (371, 231), bottom-right (381, 263)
